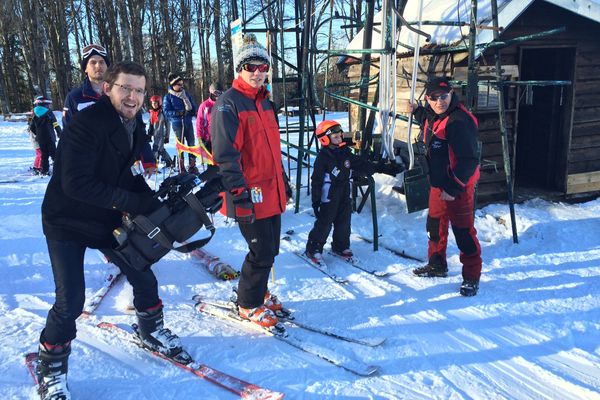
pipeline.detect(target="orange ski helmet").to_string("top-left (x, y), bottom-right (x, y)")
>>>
top-left (315, 120), bottom-right (342, 146)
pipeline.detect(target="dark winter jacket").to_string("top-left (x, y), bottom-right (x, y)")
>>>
top-left (311, 146), bottom-right (375, 205)
top-left (163, 89), bottom-right (197, 128)
top-left (42, 95), bottom-right (156, 248)
top-left (62, 76), bottom-right (103, 127)
top-left (30, 106), bottom-right (61, 146)
top-left (211, 76), bottom-right (287, 220)
top-left (415, 97), bottom-right (480, 196)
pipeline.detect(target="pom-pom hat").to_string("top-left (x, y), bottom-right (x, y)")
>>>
top-left (234, 34), bottom-right (270, 72)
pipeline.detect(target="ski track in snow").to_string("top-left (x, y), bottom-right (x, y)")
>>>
top-left (1, 114), bottom-right (600, 399)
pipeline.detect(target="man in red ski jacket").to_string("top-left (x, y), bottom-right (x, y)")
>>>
top-left (211, 34), bottom-right (287, 328)
top-left (411, 76), bottom-right (482, 297)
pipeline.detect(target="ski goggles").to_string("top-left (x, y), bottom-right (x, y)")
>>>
top-left (427, 93), bottom-right (450, 102)
top-left (82, 44), bottom-right (108, 59)
top-left (211, 90), bottom-right (223, 97)
top-left (327, 126), bottom-right (343, 135)
top-left (242, 63), bottom-right (270, 73)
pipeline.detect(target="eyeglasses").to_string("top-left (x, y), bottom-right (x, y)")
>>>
top-left (113, 82), bottom-right (146, 97)
top-left (242, 63), bottom-right (270, 73)
top-left (428, 93), bottom-right (450, 102)
top-left (82, 44), bottom-right (107, 58)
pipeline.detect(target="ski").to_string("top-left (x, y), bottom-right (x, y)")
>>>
top-left (193, 296), bottom-right (379, 376)
top-left (79, 270), bottom-right (123, 318)
top-left (197, 297), bottom-right (385, 348)
top-left (293, 251), bottom-right (349, 285)
top-left (97, 321), bottom-right (283, 400)
top-left (24, 352), bottom-right (40, 390)
top-left (190, 248), bottom-right (239, 280)
top-left (326, 251), bottom-right (391, 277)
top-left (355, 234), bottom-right (424, 262)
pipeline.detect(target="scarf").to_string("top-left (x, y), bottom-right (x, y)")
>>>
top-left (168, 88), bottom-right (192, 111)
top-left (149, 108), bottom-right (160, 125)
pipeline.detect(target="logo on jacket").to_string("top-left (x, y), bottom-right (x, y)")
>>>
top-left (331, 167), bottom-right (340, 177)
top-left (217, 104), bottom-right (233, 113)
top-left (344, 160), bottom-right (351, 168)
top-left (432, 141), bottom-right (442, 149)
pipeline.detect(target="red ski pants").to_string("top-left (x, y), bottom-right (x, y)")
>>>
top-left (427, 185), bottom-right (482, 281)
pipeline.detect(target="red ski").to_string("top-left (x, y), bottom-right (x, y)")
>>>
top-left (97, 322), bottom-right (283, 399)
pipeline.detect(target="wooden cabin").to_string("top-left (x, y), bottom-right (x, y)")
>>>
top-left (345, 0), bottom-right (600, 205)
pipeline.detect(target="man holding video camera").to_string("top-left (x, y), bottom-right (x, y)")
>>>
top-left (37, 61), bottom-right (185, 400)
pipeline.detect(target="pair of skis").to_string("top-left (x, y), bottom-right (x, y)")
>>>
top-left (294, 250), bottom-right (391, 286)
top-left (193, 295), bottom-right (382, 376)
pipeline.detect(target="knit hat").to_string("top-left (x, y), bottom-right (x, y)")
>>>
top-left (234, 34), bottom-right (270, 72)
top-left (80, 44), bottom-right (111, 71)
top-left (168, 72), bottom-right (184, 87)
top-left (209, 82), bottom-right (224, 93)
top-left (425, 76), bottom-right (452, 95)
top-left (33, 96), bottom-right (51, 106)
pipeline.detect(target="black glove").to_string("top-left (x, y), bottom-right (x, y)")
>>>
top-left (312, 201), bottom-right (321, 218)
top-left (231, 188), bottom-right (255, 224)
top-left (196, 176), bottom-right (224, 213)
top-left (375, 160), bottom-right (405, 176)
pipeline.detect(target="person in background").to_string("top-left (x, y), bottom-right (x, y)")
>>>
top-left (196, 82), bottom-right (223, 153)
top-left (36, 62), bottom-right (185, 400)
top-left (163, 73), bottom-right (198, 173)
top-left (211, 34), bottom-right (287, 328)
top-left (148, 95), bottom-right (173, 168)
top-left (62, 44), bottom-right (110, 126)
top-left (29, 96), bottom-right (61, 176)
top-left (305, 120), bottom-right (402, 262)
top-left (410, 76), bottom-right (482, 297)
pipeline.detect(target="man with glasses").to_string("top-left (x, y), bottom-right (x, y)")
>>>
top-left (211, 34), bottom-right (287, 328)
top-left (410, 76), bottom-right (482, 297)
top-left (36, 62), bottom-right (185, 400)
top-left (196, 82), bottom-right (224, 152)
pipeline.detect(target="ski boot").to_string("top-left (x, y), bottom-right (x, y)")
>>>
top-left (413, 253), bottom-right (448, 277)
top-left (263, 291), bottom-right (283, 313)
top-left (135, 304), bottom-right (191, 364)
top-left (187, 158), bottom-right (199, 175)
top-left (37, 341), bottom-right (71, 400)
top-left (238, 304), bottom-right (279, 328)
top-left (332, 248), bottom-right (353, 260)
top-left (460, 279), bottom-right (479, 297)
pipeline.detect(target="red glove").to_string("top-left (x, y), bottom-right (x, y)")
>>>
top-left (231, 187), bottom-right (255, 224)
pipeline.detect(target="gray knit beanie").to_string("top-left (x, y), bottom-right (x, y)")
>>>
top-left (234, 34), bottom-right (270, 72)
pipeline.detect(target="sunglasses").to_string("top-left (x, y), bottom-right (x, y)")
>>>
top-left (82, 44), bottom-right (107, 58)
top-left (211, 90), bottom-right (223, 97)
top-left (428, 93), bottom-right (450, 102)
top-left (242, 63), bottom-right (270, 73)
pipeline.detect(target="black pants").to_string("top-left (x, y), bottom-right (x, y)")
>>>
top-left (306, 198), bottom-right (352, 254)
top-left (236, 215), bottom-right (281, 309)
top-left (40, 239), bottom-right (160, 345)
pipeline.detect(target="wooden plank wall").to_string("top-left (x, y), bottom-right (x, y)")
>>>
top-left (344, 0), bottom-right (600, 202)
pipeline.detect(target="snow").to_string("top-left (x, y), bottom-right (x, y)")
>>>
top-left (1, 112), bottom-right (600, 399)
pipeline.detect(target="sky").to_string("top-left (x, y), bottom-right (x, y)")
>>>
top-left (0, 112), bottom-right (599, 399)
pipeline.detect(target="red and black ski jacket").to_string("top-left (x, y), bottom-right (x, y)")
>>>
top-left (420, 97), bottom-right (480, 196)
top-left (210, 77), bottom-right (286, 220)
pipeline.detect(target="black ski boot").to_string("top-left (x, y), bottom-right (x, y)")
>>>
top-left (135, 305), bottom-right (191, 364)
top-left (460, 279), bottom-right (479, 297)
top-left (37, 341), bottom-right (71, 400)
top-left (413, 254), bottom-right (448, 277)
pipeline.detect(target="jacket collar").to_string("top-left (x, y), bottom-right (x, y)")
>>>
top-left (82, 77), bottom-right (103, 100)
top-left (232, 76), bottom-right (268, 100)
top-left (99, 95), bottom-right (144, 162)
